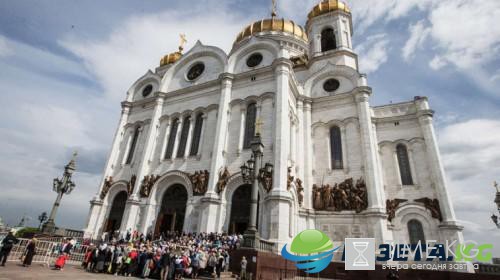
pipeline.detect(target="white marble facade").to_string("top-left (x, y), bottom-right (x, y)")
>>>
top-left (84, 1), bottom-right (464, 251)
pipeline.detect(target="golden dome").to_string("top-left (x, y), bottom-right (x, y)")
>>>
top-left (160, 51), bottom-right (182, 67)
top-left (235, 18), bottom-right (308, 45)
top-left (307, 0), bottom-right (350, 20)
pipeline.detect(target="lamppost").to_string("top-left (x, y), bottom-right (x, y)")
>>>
top-left (42, 152), bottom-right (77, 234)
top-left (492, 181), bottom-right (500, 229)
top-left (38, 212), bottom-right (48, 230)
top-left (240, 120), bottom-right (273, 248)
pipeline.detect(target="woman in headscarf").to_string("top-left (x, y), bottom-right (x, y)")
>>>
top-left (22, 238), bottom-right (36, 267)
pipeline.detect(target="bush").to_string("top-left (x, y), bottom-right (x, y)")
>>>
top-left (15, 227), bottom-right (40, 238)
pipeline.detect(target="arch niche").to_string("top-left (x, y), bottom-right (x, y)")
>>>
top-left (154, 184), bottom-right (188, 237)
top-left (228, 184), bottom-right (260, 235)
top-left (104, 191), bottom-right (128, 234)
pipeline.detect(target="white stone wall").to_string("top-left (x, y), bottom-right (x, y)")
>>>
top-left (85, 13), bottom-right (462, 251)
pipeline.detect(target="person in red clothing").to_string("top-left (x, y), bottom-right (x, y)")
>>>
top-left (127, 248), bottom-right (139, 277)
top-left (54, 253), bottom-right (68, 270)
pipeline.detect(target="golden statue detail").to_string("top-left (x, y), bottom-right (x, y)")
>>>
top-left (179, 33), bottom-right (187, 53)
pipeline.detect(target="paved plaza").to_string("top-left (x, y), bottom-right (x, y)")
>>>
top-left (0, 263), bottom-right (125, 280)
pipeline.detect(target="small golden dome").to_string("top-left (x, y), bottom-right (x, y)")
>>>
top-left (234, 18), bottom-right (308, 45)
top-left (160, 51), bottom-right (182, 67)
top-left (307, 0), bottom-right (350, 21)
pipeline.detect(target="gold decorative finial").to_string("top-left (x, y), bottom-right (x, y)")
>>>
top-left (179, 34), bottom-right (187, 52)
top-left (255, 118), bottom-right (264, 136)
top-left (495, 181), bottom-right (499, 192)
top-left (271, 0), bottom-right (277, 18)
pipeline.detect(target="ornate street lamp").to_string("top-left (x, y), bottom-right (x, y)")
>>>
top-left (492, 181), bottom-right (500, 229)
top-left (42, 152), bottom-right (78, 234)
top-left (239, 120), bottom-right (273, 248)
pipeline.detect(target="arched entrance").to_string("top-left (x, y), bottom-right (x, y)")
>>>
top-left (229, 184), bottom-right (259, 234)
top-left (105, 191), bottom-right (127, 233)
top-left (155, 184), bottom-right (188, 237)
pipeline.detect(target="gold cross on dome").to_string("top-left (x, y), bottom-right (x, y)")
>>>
top-left (179, 34), bottom-right (187, 52)
top-left (255, 118), bottom-right (264, 136)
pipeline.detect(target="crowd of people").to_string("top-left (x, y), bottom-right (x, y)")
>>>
top-left (82, 231), bottom-right (243, 279)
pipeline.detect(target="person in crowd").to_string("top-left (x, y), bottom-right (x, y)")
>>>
top-left (77, 231), bottom-right (241, 279)
top-left (0, 230), bottom-right (19, 266)
top-left (160, 248), bottom-right (171, 280)
top-left (240, 256), bottom-right (247, 280)
top-left (22, 238), bottom-right (37, 267)
top-left (216, 250), bottom-right (224, 278)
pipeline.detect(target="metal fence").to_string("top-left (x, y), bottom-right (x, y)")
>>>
top-left (6, 238), bottom-right (90, 266)
top-left (6, 238), bottom-right (56, 266)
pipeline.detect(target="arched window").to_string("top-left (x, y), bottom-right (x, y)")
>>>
top-left (321, 28), bottom-right (337, 52)
top-left (176, 116), bottom-right (191, 158)
top-left (243, 103), bottom-right (257, 149)
top-left (164, 119), bottom-right (179, 160)
top-left (396, 144), bottom-right (413, 185)
top-left (408, 219), bottom-right (425, 244)
top-left (330, 126), bottom-right (343, 169)
top-left (189, 113), bottom-right (204, 156)
top-left (125, 126), bottom-right (140, 164)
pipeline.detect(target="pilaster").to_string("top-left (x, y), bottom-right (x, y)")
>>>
top-left (207, 73), bottom-right (234, 197)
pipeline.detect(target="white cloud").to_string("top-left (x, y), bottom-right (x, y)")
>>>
top-left (60, 5), bottom-right (253, 102)
top-left (438, 119), bottom-right (500, 252)
top-left (429, 55), bottom-right (447, 70)
top-left (429, 0), bottom-right (500, 70)
top-left (402, 20), bottom-right (431, 62)
top-left (355, 34), bottom-right (390, 73)
top-left (347, 0), bottom-right (433, 33)
top-left (0, 35), bottom-right (12, 57)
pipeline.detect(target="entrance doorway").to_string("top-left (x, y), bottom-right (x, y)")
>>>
top-left (105, 191), bottom-right (127, 233)
top-left (229, 184), bottom-right (259, 234)
top-left (155, 184), bottom-right (188, 237)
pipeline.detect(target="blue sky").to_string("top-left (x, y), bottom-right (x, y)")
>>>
top-left (0, 0), bottom-right (499, 254)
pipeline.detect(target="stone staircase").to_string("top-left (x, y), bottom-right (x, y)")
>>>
top-left (198, 271), bottom-right (237, 279)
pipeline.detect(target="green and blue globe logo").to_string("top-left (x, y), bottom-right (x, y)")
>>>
top-left (281, 229), bottom-right (341, 273)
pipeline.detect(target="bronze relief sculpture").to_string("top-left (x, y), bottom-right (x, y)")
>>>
top-left (415, 197), bottom-right (442, 221)
top-left (139, 174), bottom-right (160, 198)
top-left (100, 176), bottom-right (113, 200)
top-left (188, 170), bottom-right (209, 196)
top-left (312, 177), bottom-right (368, 213)
top-left (216, 167), bottom-right (231, 194)
top-left (386, 198), bottom-right (408, 222)
top-left (127, 175), bottom-right (137, 197)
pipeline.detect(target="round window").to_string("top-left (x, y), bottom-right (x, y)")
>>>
top-left (246, 53), bottom-right (263, 68)
top-left (323, 78), bottom-right (340, 92)
top-left (142, 84), bottom-right (153, 97)
top-left (187, 63), bottom-right (205, 81)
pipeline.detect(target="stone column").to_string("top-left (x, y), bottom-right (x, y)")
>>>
top-left (85, 102), bottom-right (131, 237)
top-left (415, 98), bottom-right (458, 224)
top-left (122, 94), bottom-right (165, 233)
top-left (354, 87), bottom-right (391, 244)
top-left (265, 58), bottom-right (293, 248)
top-left (172, 117), bottom-right (184, 159)
top-left (354, 88), bottom-right (385, 210)
top-left (159, 118), bottom-right (171, 162)
top-left (303, 100), bottom-right (313, 209)
top-left (201, 73), bottom-right (234, 233)
top-left (184, 114), bottom-right (196, 158)
top-left (197, 114), bottom-right (208, 158)
top-left (100, 102), bottom-right (131, 194)
top-left (296, 100), bottom-right (305, 180)
top-left (237, 106), bottom-right (246, 155)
